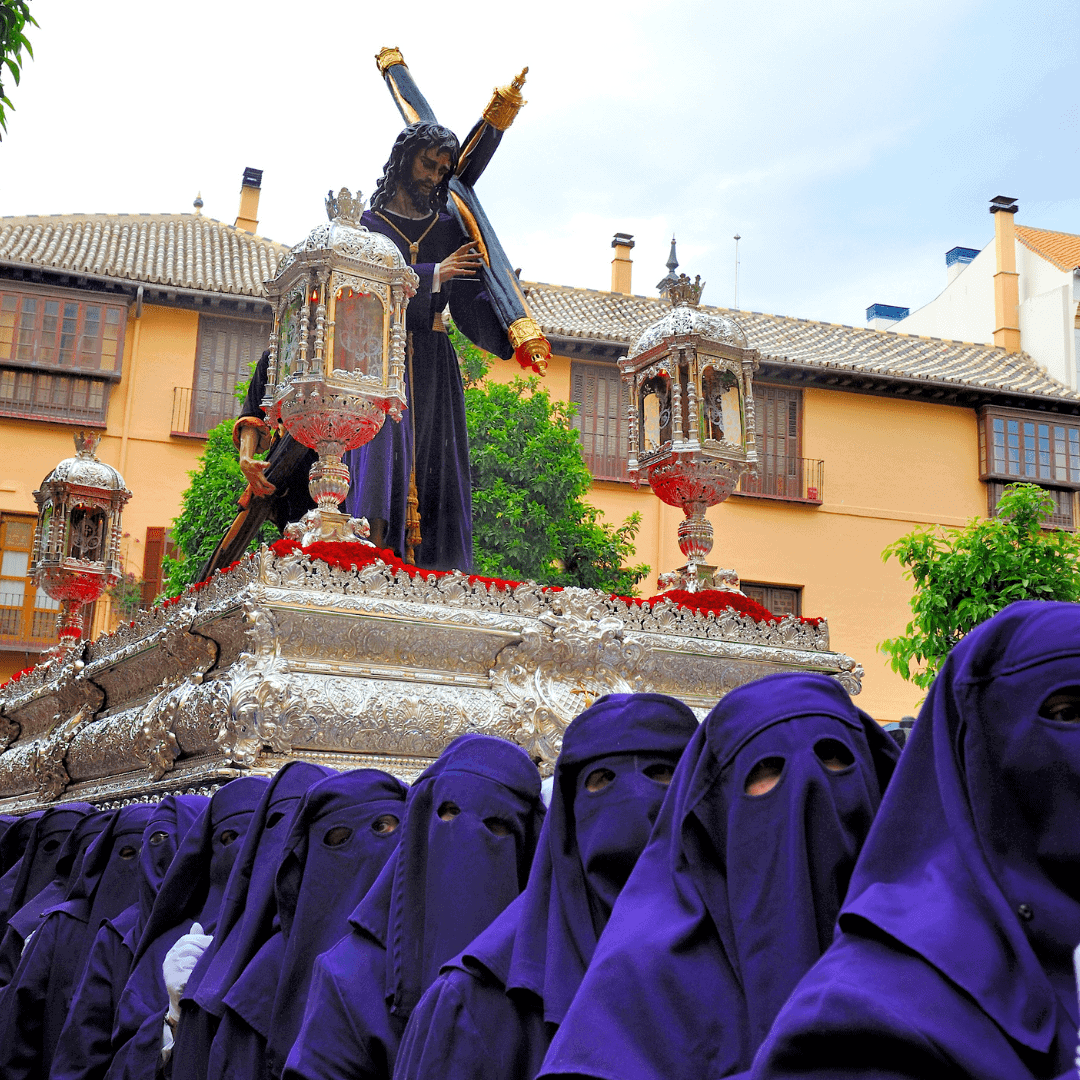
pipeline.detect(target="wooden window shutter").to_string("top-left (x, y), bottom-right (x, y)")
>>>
top-left (141, 526), bottom-right (167, 607)
top-left (570, 361), bottom-right (629, 482)
top-left (190, 316), bottom-right (271, 435)
top-left (753, 385), bottom-right (802, 498)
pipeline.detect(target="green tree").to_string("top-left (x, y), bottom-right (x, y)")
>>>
top-left (455, 324), bottom-right (648, 594)
top-left (879, 483), bottom-right (1080, 689)
top-left (0, 1), bottom-right (36, 138)
top-left (161, 418), bottom-right (276, 598)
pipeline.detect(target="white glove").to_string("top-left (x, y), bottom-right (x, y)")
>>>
top-left (540, 776), bottom-right (554, 809)
top-left (162, 922), bottom-right (213, 1026)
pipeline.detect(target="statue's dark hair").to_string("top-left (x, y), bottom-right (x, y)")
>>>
top-left (370, 122), bottom-right (460, 214)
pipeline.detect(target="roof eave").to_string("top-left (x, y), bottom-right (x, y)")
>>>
top-left (546, 333), bottom-right (1080, 413)
top-left (0, 259), bottom-right (274, 310)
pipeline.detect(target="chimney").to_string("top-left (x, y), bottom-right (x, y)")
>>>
top-left (945, 245), bottom-right (979, 284)
top-left (866, 303), bottom-right (910, 330)
top-left (235, 167), bottom-right (263, 234)
top-left (611, 233), bottom-right (634, 294)
top-left (990, 195), bottom-right (1020, 352)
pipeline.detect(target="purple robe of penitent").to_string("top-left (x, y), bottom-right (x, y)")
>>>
top-left (0, 804), bottom-right (155, 1079)
top-left (538, 672), bottom-right (898, 1080)
top-left (0, 805), bottom-right (102, 988)
top-left (283, 734), bottom-right (544, 1080)
top-left (204, 769), bottom-right (410, 1080)
top-left (105, 777), bottom-right (267, 1080)
top-left (394, 693), bottom-right (701, 1080)
top-left (750, 601), bottom-right (1080, 1080)
top-left (172, 762), bottom-right (336, 1080)
top-left (50, 794), bottom-right (207, 1080)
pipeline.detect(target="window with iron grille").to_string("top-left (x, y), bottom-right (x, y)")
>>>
top-left (0, 286), bottom-right (125, 424)
top-left (741, 581), bottom-right (802, 618)
top-left (986, 481), bottom-right (1075, 531)
top-left (570, 361), bottom-right (630, 482)
top-left (186, 315), bottom-right (271, 436)
top-left (737, 384), bottom-right (825, 502)
top-left (0, 514), bottom-right (60, 643)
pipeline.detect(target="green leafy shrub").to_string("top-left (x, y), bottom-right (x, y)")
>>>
top-left (879, 483), bottom-right (1080, 689)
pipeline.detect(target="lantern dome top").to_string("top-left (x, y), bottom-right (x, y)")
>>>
top-left (628, 273), bottom-right (749, 359)
top-left (271, 188), bottom-right (407, 283)
top-left (40, 432), bottom-right (128, 493)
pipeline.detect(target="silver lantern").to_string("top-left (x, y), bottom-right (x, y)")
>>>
top-left (263, 188), bottom-right (418, 545)
top-left (31, 431), bottom-right (132, 649)
top-left (620, 274), bottom-right (759, 592)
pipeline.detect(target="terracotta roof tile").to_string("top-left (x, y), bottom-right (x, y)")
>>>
top-left (0, 213), bottom-right (290, 298)
top-left (524, 281), bottom-right (1080, 403)
top-left (1015, 225), bottom-right (1080, 273)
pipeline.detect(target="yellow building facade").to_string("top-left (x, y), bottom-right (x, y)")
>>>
top-left (2, 194), bottom-right (1078, 723)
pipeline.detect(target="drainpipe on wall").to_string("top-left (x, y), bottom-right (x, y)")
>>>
top-left (990, 195), bottom-right (1021, 353)
top-left (118, 284), bottom-right (144, 477)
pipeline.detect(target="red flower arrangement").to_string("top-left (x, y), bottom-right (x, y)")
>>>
top-left (267, 540), bottom-right (821, 626)
top-left (0, 665), bottom-right (35, 690)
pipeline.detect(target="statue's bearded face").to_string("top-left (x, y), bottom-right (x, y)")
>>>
top-left (404, 147), bottom-right (453, 213)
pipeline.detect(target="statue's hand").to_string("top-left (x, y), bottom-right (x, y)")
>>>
top-left (240, 455), bottom-right (276, 497)
top-left (439, 242), bottom-right (484, 282)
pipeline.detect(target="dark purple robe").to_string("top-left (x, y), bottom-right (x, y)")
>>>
top-left (259, 770), bottom-right (409, 1077)
top-left (0, 803), bottom-right (94, 945)
top-left (105, 777), bottom-right (267, 1080)
top-left (344, 208), bottom-right (512, 572)
top-left (0, 805), bottom-right (103, 988)
top-left (539, 673), bottom-right (898, 1080)
top-left (750, 601), bottom-right (1080, 1080)
top-left (394, 693), bottom-right (700, 1080)
top-left (0, 812), bottom-right (43, 926)
top-left (50, 795), bottom-right (207, 1080)
top-left (173, 763), bottom-right (335, 1080)
top-left (283, 735), bottom-right (544, 1080)
top-left (0, 804), bottom-right (155, 1079)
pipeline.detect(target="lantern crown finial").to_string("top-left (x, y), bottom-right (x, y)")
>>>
top-left (325, 187), bottom-right (366, 226)
top-left (73, 430), bottom-right (101, 459)
top-left (665, 273), bottom-right (704, 308)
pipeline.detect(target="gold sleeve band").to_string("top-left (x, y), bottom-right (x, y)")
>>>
top-left (482, 68), bottom-right (529, 132)
top-left (508, 317), bottom-right (550, 375)
top-left (375, 47), bottom-right (406, 75)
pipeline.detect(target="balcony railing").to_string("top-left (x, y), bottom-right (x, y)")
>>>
top-left (172, 387), bottom-right (241, 438)
top-left (737, 458), bottom-right (824, 504)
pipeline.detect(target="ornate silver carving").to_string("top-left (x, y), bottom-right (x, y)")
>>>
top-left (32, 704), bottom-right (93, 801)
top-left (0, 544), bottom-right (861, 811)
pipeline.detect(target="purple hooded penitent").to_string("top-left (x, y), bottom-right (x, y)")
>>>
top-left (0, 804), bottom-right (102, 988)
top-left (204, 769), bottom-right (409, 1080)
top-left (751, 602), bottom-right (1080, 1080)
top-left (283, 734), bottom-right (544, 1080)
top-left (172, 762), bottom-right (336, 1080)
top-left (0, 803), bottom-right (156, 1079)
top-left (394, 693), bottom-right (700, 1080)
top-left (105, 776), bottom-right (267, 1080)
top-left (51, 793), bottom-right (207, 1080)
top-left (536, 673), bottom-right (897, 1080)
top-left (0, 803), bottom-right (95, 946)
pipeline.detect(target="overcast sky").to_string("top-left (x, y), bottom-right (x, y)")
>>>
top-left (2, 0), bottom-right (1078, 327)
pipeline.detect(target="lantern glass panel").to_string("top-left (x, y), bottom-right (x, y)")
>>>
top-left (641, 375), bottom-right (672, 452)
top-left (333, 286), bottom-right (384, 380)
top-left (279, 292), bottom-right (304, 378)
top-left (67, 507), bottom-right (106, 561)
top-left (701, 368), bottom-right (742, 444)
